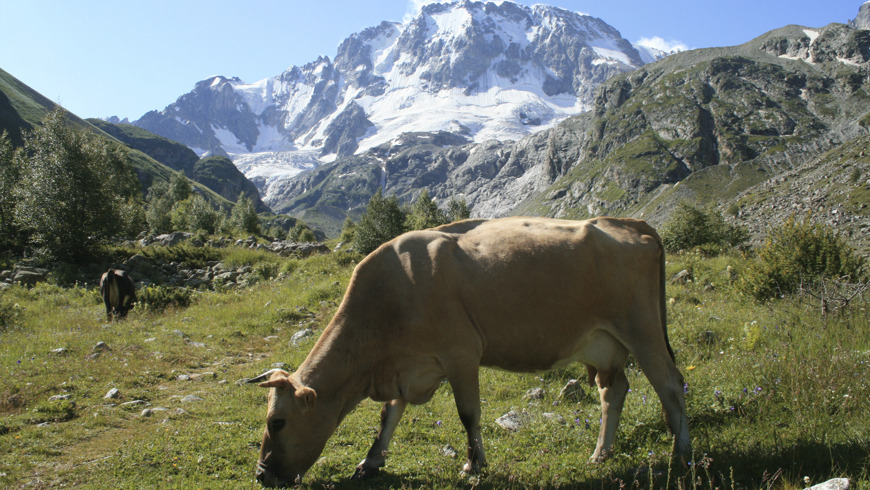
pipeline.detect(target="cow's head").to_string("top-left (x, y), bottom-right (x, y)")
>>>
top-left (250, 369), bottom-right (334, 487)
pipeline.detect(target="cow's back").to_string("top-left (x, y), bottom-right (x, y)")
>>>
top-left (372, 217), bottom-right (665, 372)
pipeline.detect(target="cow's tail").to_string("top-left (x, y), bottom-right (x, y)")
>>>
top-left (659, 243), bottom-right (675, 363)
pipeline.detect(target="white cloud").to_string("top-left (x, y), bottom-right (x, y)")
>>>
top-left (636, 36), bottom-right (689, 54)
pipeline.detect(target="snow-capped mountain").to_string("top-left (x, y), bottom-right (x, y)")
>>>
top-left (135, 1), bottom-right (664, 205)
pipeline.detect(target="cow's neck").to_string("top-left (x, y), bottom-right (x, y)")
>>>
top-left (295, 313), bottom-right (376, 420)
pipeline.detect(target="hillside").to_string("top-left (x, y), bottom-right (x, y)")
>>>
top-left (87, 119), bottom-right (270, 212)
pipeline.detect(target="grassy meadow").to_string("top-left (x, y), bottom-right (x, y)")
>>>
top-left (0, 246), bottom-right (868, 489)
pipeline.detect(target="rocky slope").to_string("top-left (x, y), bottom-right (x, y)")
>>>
top-left (271, 22), bottom-right (870, 248)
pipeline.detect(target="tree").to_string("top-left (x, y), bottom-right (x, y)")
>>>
top-left (145, 181), bottom-right (175, 234)
top-left (230, 193), bottom-right (261, 235)
top-left (445, 196), bottom-right (471, 222)
top-left (353, 190), bottom-right (406, 255)
top-left (406, 190), bottom-right (447, 231)
top-left (169, 172), bottom-right (191, 202)
top-left (171, 193), bottom-right (220, 234)
top-left (0, 131), bottom-right (21, 251)
top-left (14, 109), bottom-right (142, 261)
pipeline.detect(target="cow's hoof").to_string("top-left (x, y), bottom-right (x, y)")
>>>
top-left (351, 465), bottom-right (380, 480)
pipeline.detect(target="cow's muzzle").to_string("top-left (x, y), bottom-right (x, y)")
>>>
top-left (256, 462), bottom-right (300, 488)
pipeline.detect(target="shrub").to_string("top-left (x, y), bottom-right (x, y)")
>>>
top-left (661, 202), bottom-right (748, 254)
top-left (137, 284), bottom-right (192, 312)
top-left (139, 244), bottom-right (221, 269)
top-left (738, 218), bottom-right (866, 301)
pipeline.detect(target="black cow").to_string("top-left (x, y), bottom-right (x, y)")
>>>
top-left (100, 269), bottom-right (136, 320)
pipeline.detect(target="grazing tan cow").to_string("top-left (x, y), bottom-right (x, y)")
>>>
top-left (100, 269), bottom-right (136, 320)
top-left (251, 217), bottom-right (690, 486)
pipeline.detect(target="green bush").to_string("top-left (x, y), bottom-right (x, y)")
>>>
top-left (137, 284), bottom-right (192, 312)
top-left (661, 202), bottom-right (748, 254)
top-left (738, 218), bottom-right (866, 301)
top-left (139, 244), bottom-right (221, 269)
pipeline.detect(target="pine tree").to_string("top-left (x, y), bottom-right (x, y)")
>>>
top-left (353, 190), bottom-right (406, 255)
top-left (406, 190), bottom-right (448, 231)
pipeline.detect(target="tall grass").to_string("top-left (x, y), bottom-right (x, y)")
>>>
top-left (0, 250), bottom-right (867, 488)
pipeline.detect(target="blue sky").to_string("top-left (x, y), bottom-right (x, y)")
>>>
top-left (0, 0), bottom-right (861, 120)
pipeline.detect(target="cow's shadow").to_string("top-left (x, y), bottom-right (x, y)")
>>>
top-left (302, 438), bottom-right (869, 489)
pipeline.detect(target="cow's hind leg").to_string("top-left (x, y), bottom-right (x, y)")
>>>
top-left (353, 398), bottom-right (408, 479)
top-left (591, 368), bottom-right (629, 462)
top-left (633, 348), bottom-right (692, 464)
top-left (448, 368), bottom-right (486, 475)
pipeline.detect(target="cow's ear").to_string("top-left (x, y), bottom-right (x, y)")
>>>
top-left (259, 374), bottom-right (293, 390)
top-left (295, 386), bottom-right (317, 409)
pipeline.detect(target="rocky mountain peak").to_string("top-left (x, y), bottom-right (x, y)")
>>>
top-left (134, 0), bottom-right (654, 207)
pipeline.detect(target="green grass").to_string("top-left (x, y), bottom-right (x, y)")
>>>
top-left (1, 249), bottom-right (868, 488)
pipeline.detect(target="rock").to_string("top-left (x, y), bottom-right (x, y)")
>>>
top-left (12, 267), bottom-right (49, 286)
top-left (495, 409), bottom-right (529, 432)
top-left (176, 374), bottom-right (191, 381)
top-left (541, 412), bottom-right (566, 424)
top-left (120, 400), bottom-right (148, 408)
top-left (141, 407), bottom-right (169, 417)
top-left (155, 232), bottom-right (192, 247)
top-left (559, 379), bottom-right (588, 402)
top-left (670, 269), bottom-right (693, 284)
top-left (440, 444), bottom-right (458, 458)
top-left (104, 388), bottom-right (121, 400)
top-left (93, 341), bottom-right (110, 352)
top-left (290, 328), bottom-right (314, 345)
top-left (806, 478), bottom-right (849, 490)
top-left (50, 347), bottom-right (68, 356)
top-left (49, 394), bottom-right (72, 401)
top-left (181, 394), bottom-right (204, 403)
top-left (524, 387), bottom-right (545, 400)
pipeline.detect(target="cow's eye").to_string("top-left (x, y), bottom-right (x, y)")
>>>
top-left (269, 419), bottom-right (285, 433)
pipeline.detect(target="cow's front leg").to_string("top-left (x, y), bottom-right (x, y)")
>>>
top-left (591, 368), bottom-right (629, 462)
top-left (449, 369), bottom-right (486, 475)
top-left (353, 398), bottom-right (407, 479)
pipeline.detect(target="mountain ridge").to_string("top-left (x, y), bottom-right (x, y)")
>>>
top-left (133, 0), bottom-right (664, 205)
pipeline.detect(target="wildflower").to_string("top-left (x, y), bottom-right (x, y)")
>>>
top-left (687, 365), bottom-right (696, 371)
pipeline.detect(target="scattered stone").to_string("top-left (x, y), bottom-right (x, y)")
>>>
top-left (272, 362), bottom-right (292, 371)
top-left (181, 395), bottom-right (204, 403)
top-left (440, 444), bottom-right (458, 458)
top-left (177, 374), bottom-right (191, 381)
top-left (290, 328), bottom-right (314, 345)
top-left (104, 388), bottom-right (121, 400)
top-left (670, 269), bottom-right (693, 284)
top-left (141, 407), bottom-right (169, 417)
top-left (50, 347), bottom-right (68, 356)
top-left (49, 394), bottom-right (72, 401)
top-left (524, 387), bottom-right (545, 400)
top-left (120, 400), bottom-right (148, 408)
top-left (495, 409), bottom-right (529, 432)
top-left (541, 412), bottom-right (566, 425)
top-left (93, 341), bottom-right (110, 352)
top-left (559, 379), bottom-right (588, 402)
top-left (806, 478), bottom-right (850, 490)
